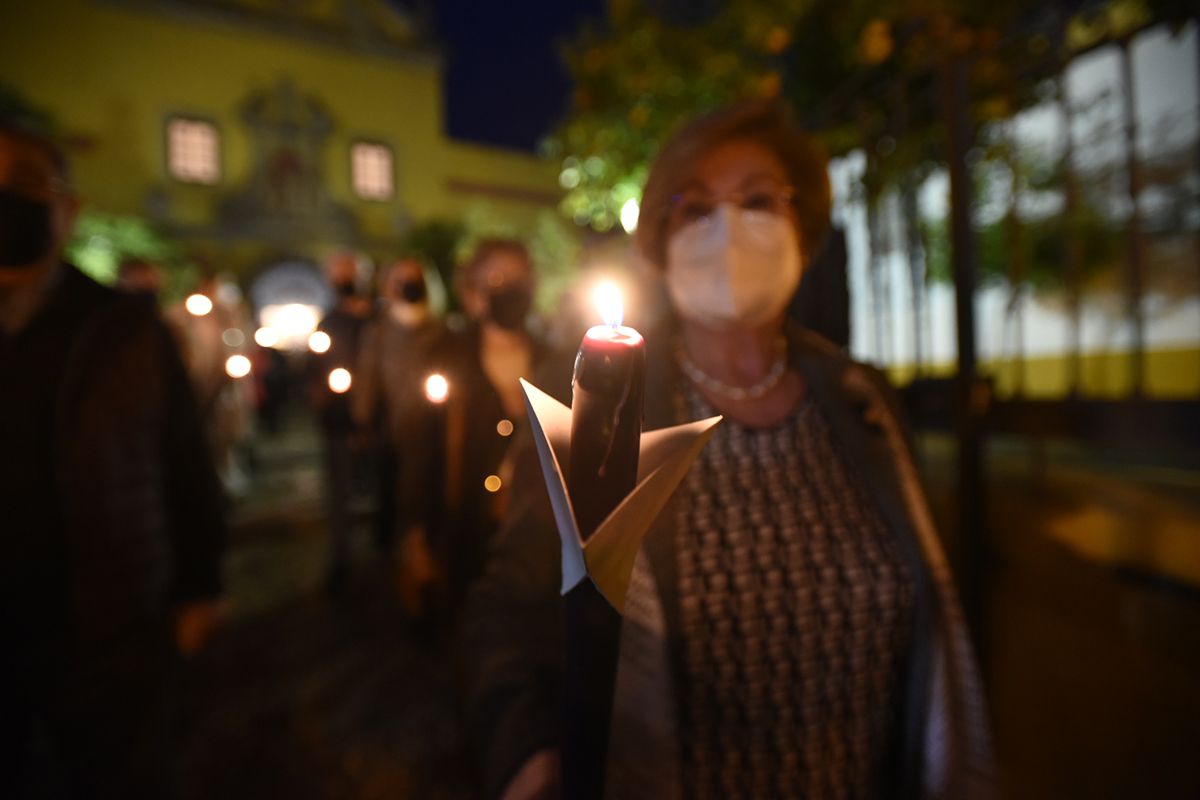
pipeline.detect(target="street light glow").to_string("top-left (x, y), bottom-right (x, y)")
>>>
top-left (254, 327), bottom-right (279, 348)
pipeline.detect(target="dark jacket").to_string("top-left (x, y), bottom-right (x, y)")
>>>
top-left (51, 265), bottom-right (225, 645)
top-left (461, 322), bottom-right (994, 799)
top-left (352, 311), bottom-right (446, 453)
top-left (310, 304), bottom-right (368, 434)
top-left (403, 322), bottom-right (553, 587)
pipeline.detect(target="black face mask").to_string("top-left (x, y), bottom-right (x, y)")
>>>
top-left (486, 285), bottom-right (532, 331)
top-left (334, 281), bottom-right (357, 298)
top-left (0, 188), bottom-right (55, 268)
top-left (399, 279), bottom-right (426, 303)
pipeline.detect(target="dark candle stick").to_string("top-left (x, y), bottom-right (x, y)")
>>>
top-left (563, 321), bottom-right (644, 800)
top-left (568, 324), bottom-right (645, 539)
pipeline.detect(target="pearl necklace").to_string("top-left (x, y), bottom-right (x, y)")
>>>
top-left (675, 337), bottom-right (788, 401)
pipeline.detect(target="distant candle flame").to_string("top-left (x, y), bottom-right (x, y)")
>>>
top-left (424, 373), bottom-right (449, 404)
top-left (593, 281), bottom-right (623, 328)
top-left (308, 330), bottom-right (331, 354)
top-left (328, 367), bottom-right (352, 394)
top-left (225, 354), bottom-right (251, 379)
top-left (185, 293), bottom-right (213, 317)
top-left (254, 327), bottom-right (279, 348)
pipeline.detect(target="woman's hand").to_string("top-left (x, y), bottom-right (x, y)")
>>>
top-left (500, 749), bottom-right (560, 800)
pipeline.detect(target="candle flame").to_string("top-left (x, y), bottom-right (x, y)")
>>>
top-left (185, 293), bottom-right (213, 317)
top-left (308, 330), bottom-right (332, 354)
top-left (225, 354), bottom-right (251, 379)
top-left (593, 281), bottom-right (623, 328)
top-left (424, 373), bottom-right (449, 404)
top-left (328, 367), bottom-right (352, 394)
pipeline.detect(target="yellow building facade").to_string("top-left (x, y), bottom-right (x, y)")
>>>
top-left (0, 0), bottom-right (563, 282)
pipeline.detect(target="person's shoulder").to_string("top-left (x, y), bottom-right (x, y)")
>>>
top-left (418, 317), bottom-right (472, 369)
top-left (788, 323), bottom-right (851, 366)
top-left (320, 305), bottom-right (366, 330)
top-left (788, 322), bottom-right (884, 378)
top-left (62, 263), bottom-right (158, 322)
top-left (434, 316), bottom-right (476, 350)
top-left (359, 311), bottom-right (386, 339)
top-left (787, 321), bottom-right (899, 405)
top-left (60, 262), bottom-right (115, 305)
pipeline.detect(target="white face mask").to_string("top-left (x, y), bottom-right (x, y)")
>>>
top-left (665, 204), bottom-right (801, 329)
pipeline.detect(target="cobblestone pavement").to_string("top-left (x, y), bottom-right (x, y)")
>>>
top-left (174, 416), bottom-right (476, 799)
top-left (175, 415), bottom-right (1200, 799)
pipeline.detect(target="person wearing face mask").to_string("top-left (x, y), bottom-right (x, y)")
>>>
top-left (399, 238), bottom-right (549, 633)
top-left (352, 258), bottom-right (446, 558)
top-left (461, 102), bottom-right (994, 800)
top-left (309, 250), bottom-right (374, 595)
top-left (0, 120), bottom-right (226, 796)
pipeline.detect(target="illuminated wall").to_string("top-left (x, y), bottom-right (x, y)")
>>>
top-left (0, 0), bottom-right (562, 275)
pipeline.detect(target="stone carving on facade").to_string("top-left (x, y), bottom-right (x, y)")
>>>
top-left (217, 77), bottom-right (356, 244)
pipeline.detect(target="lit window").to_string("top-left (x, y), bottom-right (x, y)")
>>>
top-left (166, 117), bottom-right (220, 184)
top-left (351, 141), bottom-right (394, 201)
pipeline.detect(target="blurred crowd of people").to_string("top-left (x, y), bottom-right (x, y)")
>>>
top-left (1, 97), bottom-right (993, 800)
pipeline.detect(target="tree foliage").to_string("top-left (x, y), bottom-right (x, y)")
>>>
top-left (546, 0), bottom-right (812, 232)
top-left (66, 212), bottom-right (197, 300)
top-left (549, 0), bottom-right (1180, 293)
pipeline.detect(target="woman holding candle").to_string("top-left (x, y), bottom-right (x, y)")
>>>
top-left (400, 239), bottom-right (550, 629)
top-left (463, 101), bottom-right (993, 800)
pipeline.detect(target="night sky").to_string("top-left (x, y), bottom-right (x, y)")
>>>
top-left (430, 0), bottom-right (606, 152)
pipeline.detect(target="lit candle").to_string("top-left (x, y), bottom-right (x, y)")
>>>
top-left (328, 367), bottom-right (352, 394)
top-left (568, 281), bottom-right (645, 539)
top-left (562, 286), bottom-right (644, 800)
top-left (423, 372), bottom-right (449, 404)
top-left (225, 354), bottom-right (252, 379)
top-left (308, 330), bottom-right (332, 354)
top-left (185, 293), bottom-right (213, 316)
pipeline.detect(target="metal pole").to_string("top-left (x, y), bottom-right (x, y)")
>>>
top-left (894, 78), bottom-right (926, 376)
top-left (1006, 114), bottom-right (1027, 396)
top-left (859, 106), bottom-right (888, 366)
top-left (941, 48), bottom-right (985, 642)
top-left (1119, 37), bottom-right (1146, 396)
top-left (902, 181), bottom-right (926, 375)
top-left (1059, 68), bottom-right (1084, 396)
top-left (1193, 15), bottom-right (1200, 390)
top-left (866, 187), bottom-right (887, 365)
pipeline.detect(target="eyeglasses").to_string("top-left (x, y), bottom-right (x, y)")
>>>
top-left (664, 184), bottom-right (796, 230)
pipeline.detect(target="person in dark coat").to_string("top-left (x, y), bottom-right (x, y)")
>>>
top-left (0, 120), bottom-right (226, 798)
top-left (400, 239), bottom-right (551, 628)
top-left (308, 250), bottom-right (372, 594)
top-left (352, 258), bottom-right (447, 555)
top-left (461, 102), bottom-right (994, 800)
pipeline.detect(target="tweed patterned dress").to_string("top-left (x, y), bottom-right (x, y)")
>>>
top-left (671, 385), bottom-right (915, 800)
